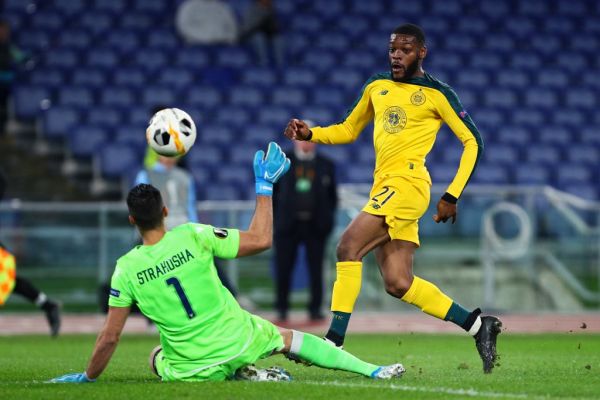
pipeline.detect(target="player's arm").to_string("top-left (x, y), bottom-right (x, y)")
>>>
top-left (237, 196), bottom-right (273, 256)
top-left (48, 306), bottom-right (130, 383)
top-left (201, 142), bottom-right (289, 258)
top-left (284, 79), bottom-right (376, 143)
top-left (85, 306), bottom-right (131, 379)
top-left (433, 88), bottom-right (484, 223)
top-left (238, 141), bottom-right (290, 257)
top-left (49, 264), bottom-right (134, 383)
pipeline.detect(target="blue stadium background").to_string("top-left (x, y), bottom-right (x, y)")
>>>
top-left (5, 0), bottom-right (600, 201)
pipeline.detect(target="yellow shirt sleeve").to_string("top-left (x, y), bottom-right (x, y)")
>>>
top-left (310, 78), bottom-right (377, 144)
top-left (435, 89), bottom-right (484, 199)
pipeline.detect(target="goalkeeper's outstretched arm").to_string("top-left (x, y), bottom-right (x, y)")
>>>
top-left (237, 142), bottom-right (290, 257)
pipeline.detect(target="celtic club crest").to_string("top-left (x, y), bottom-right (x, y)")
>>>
top-left (383, 106), bottom-right (407, 133)
top-left (410, 89), bottom-right (426, 106)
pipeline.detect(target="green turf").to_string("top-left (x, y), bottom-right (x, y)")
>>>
top-left (1, 333), bottom-right (599, 399)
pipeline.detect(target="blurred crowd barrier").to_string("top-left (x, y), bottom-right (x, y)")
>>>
top-left (1, 185), bottom-right (599, 312)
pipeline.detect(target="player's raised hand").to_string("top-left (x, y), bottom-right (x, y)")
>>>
top-left (433, 198), bottom-right (457, 224)
top-left (253, 142), bottom-right (291, 196)
top-left (47, 372), bottom-right (95, 383)
top-left (284, 119), bottom-right (312, 141)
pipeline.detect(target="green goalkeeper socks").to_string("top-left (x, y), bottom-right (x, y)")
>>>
top-left (290, 331), bottom-right (378, 377)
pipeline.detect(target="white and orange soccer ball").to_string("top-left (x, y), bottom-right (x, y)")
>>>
top-left (146, 108), bottom-right (197, 157)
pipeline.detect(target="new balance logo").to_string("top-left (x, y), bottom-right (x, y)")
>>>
top-left (380, 90), bottom-right (389, 95)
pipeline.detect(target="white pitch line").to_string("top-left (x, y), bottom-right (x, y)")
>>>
top-left (302, 380), bottom-right (563, 400)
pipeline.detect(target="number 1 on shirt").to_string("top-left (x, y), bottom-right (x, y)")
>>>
top-left (166, 277), bottom-right (196, 319)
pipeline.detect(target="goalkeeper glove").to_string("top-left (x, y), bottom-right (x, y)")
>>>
top-left (254, 142), bottom-right (291, 196)
top-left (48, 372), bottom-right (96, 383)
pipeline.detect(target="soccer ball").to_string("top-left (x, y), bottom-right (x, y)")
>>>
top-left (146, 108), bottom-right (197, 157)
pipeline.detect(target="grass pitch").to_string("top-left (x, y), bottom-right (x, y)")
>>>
top-left (1, 333), bottom-right (599, 399)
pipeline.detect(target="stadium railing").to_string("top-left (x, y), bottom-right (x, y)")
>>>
top-left (0, 185), bottom-right (598, 312)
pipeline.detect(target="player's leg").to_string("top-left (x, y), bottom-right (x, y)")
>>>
top-left (230, 313), bottom-right (292, 382)
top-left (375, 239), bottom-right (463, 319)
top-left (276, 327), bottom-right (404, 379)
top-left (375, 239), bottom-right (502, 373)
top-left (13, 276), bottom-right (61, 336)
top-left (232, 314), bottom-right (403, 381)
top-left (325, 211), bottom-right (390, 347)
top-left (274, 232), bottom-right (299, 321)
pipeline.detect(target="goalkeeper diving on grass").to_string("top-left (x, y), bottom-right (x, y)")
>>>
top-left (49, 142), bottom-right (405, 383)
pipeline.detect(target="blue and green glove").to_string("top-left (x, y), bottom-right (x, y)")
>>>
top-left (254, 142), bottom-right (291, 196)
top-left (48, 372), bottom-right (95, 383)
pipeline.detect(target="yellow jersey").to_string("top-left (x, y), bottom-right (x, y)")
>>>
top-left (310, 72), bottom-right (483, 200)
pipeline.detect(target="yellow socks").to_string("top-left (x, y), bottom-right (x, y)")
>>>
top-left (401, 276), bottom-right (453, 319)
top-left (326, 261), bottom-right (362, 346)
top-left (331, 261), bottom-right (362, 313)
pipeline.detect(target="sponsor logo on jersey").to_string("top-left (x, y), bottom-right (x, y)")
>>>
top-left (383, 106), bottom-right (407, 134)
top-left (136, 249), bottom-right (195, 285)
top-left (110, 288), bottom-right (120, 297)
top-left (213, 228), bottom-right (229, 238)
top-left (379, 90), bottom-right (389, 95)
top-left (410, 89), bottom-right (426, 106)
top-left (370, 202), bottom-right (381, 210)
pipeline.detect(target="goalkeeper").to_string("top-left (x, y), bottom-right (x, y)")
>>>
top-left (49, 142), bottom-right (404, 383)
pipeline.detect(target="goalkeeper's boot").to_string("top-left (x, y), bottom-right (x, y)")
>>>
top-left (42, 300), bottom-right (61, 337)
top-left (474, 316), bottom-right (502, 373)
top-left (371, 363), bottom-right (406, 379)
top-left (234, 365), bottom-right (292, 382)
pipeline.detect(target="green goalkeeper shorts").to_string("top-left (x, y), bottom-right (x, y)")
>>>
top-left (155, 313), bottom-right (284, 382)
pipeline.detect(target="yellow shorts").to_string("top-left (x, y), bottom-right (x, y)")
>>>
top-left (362, 175), bottom-right (431, 246)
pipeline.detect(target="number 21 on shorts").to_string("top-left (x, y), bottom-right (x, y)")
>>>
top-left (370, 186), bottom-right (396, 210)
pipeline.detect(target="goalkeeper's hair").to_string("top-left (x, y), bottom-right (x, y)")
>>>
top-left (392, 23), bottom-right (426, 47)
top-left (127, 184), bottom-right (165, 231)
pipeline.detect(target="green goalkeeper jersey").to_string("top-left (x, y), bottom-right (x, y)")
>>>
top-left (108, 222), bottom-right (249, 378)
